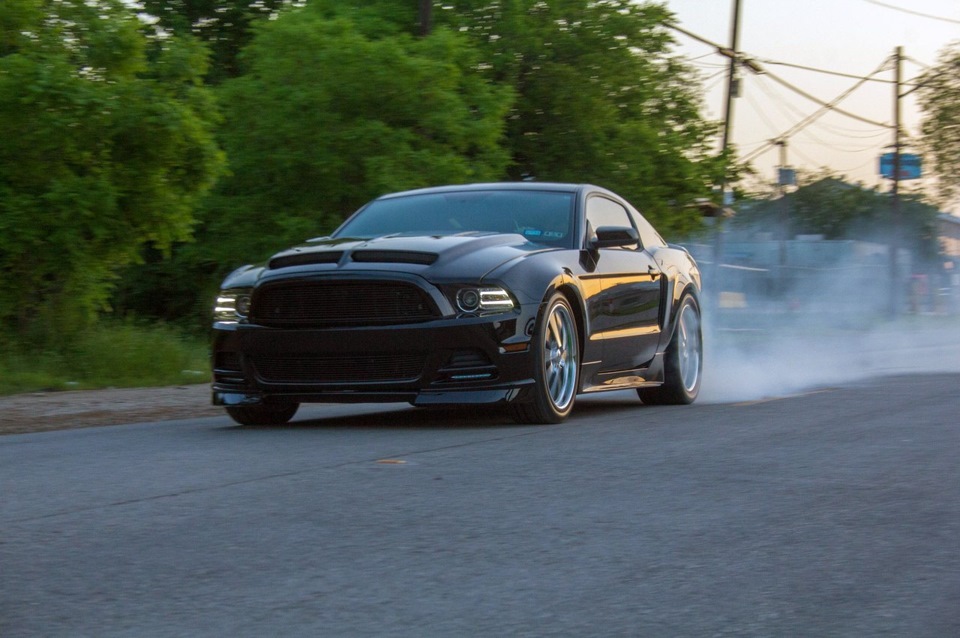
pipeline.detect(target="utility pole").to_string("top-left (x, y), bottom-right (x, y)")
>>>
top-left (721, 0), bottom-right (743, 157)
top-left (711, 0), bottom-right (743, 312)
top-left (890, 46), bottom-right (902, 317)
top-left (419, 0), bottom-right (432, 36)
top-left (777, 138), bottom-right (789, 292)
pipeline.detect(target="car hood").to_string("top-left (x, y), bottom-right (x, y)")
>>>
top-left (222, 233), bottom-right (558, 288)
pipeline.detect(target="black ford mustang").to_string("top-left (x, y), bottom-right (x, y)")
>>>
top-left (212, 182), bottom-right (702, 425)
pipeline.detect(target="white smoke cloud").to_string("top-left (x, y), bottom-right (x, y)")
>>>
top-left (699, 320), bottom-right (960, 403)
top-left (691, 237), bottom-right (960, 403)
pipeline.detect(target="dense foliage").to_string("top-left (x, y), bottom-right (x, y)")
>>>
top-left (139, 0), bottom-right (289, 83)
top-left (4, 0), bottom-right (741, 341)
top-left (434, 0), bottom-right (725, 234)
top-left (114, 0), bottom-right (728, 329)
top-left (918, 44), bottom-right (960, 207)
top-left (207, 1), bottom-right (514, 258)
top-left (0, 0), bottom-right (224, 341)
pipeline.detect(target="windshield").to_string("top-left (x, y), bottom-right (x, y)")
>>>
top-left (335, 190), bottom-right (576, 248)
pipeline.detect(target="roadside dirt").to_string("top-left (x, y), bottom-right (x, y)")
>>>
top-left (0, 384), bottom-right (223, 436)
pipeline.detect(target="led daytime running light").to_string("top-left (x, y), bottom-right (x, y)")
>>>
top-left (214, 290), bottom-right (252, 322)
top-left (478, 288), bottom-right (514, 310)
top-left (456, 287), bottom-right (515, 313)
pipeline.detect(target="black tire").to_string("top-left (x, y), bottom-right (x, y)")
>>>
top-left (512, 293), bottom-right (580, 424)
top-left (638, 294), bottom-right (702, 405)
top-left (226, 402), bottom-right (299, 426)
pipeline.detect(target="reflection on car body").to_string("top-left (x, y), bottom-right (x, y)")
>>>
top-left (212, 182), bottom-right (703, 425)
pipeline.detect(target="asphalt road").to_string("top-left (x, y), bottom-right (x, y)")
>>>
top-left (2, 374), bottom-right (958, 637)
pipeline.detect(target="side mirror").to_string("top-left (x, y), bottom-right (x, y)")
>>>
top-left (590, 226), bottom-right (640, 249)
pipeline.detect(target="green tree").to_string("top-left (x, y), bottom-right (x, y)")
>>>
top-left (0, 0), bottom-right (224, 340)
top-left (197, 1), bottom-right (513, 263)
top-left (115, 1), bottom-right (732, 328)
top-left (918, 43), bottom-right (960, 206)
top-left (113, 1), bottom-right (513, 328)
top-left (139, 0), bottom-right (288, 83)
top-left (435, 0), bottom-right (725, 234)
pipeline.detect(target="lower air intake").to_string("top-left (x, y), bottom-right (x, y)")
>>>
top-left (252, 353), bottom-right (425, 384)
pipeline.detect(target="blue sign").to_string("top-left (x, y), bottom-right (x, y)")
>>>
top-left (778, 167), bottom-right (796, 186)
top-left (879, 152), bottom-right (922, 180)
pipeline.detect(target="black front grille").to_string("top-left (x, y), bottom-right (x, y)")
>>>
top-left (252, 353), bottom-right (425, 384)
top-left (249, 281), bottom-right (439, 327)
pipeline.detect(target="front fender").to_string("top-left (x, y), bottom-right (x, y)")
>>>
top-left (485, 250), bottom-right (600, 361)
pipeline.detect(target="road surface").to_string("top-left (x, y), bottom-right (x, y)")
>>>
top-left (2, 374), bottom-right (958, 636)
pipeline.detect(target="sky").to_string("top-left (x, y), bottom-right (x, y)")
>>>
top-left (662, 0), bottom-right (960, 205)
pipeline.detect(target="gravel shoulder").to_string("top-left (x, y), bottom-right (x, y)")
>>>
top-left (0, 384), bottom-right (222, 435)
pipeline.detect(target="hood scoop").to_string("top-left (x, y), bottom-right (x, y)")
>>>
top-left (351, 250), bottom-right (437, 265)
top-left (269, 251), bottom-right (343, 269)
top-left (268, 248), bottom-right (439, 269)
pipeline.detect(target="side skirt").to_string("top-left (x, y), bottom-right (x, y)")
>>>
top-left (579, 352), bottom-right (666, 393)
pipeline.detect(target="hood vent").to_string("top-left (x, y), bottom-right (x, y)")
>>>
top-left (351, 250), bottom-right (437, 265)
top-left (269, 251), bottom-right (343, 269)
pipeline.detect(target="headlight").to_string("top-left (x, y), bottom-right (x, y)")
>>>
top-left (214, 289), bottom-right (252, 323)
top-left (455, 286), bottom-right (516, 314)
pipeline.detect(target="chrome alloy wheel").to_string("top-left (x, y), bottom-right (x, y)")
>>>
top-left (676, 300), bottom-right (702, 393)
top-left (543, 301), bottom-right (578, 411)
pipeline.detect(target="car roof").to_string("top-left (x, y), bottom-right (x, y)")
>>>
top-left (375, 182), bottom-right (599, 201)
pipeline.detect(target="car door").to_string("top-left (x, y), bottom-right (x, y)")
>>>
top-left (585, 195), bottom-right (663, 371)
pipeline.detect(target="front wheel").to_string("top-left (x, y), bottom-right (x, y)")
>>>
top-left (512, 293), bottom-right (579, 424)
top-left (226, 402), bottom-right (299, 426)
top-left (638, 294), bottom-right (702, 405)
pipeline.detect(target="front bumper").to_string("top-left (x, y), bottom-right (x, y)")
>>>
top-left (211, 309), bottom-right (538, 408)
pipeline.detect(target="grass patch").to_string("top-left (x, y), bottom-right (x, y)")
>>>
top-left (0, 321), bottom-right (210, 396)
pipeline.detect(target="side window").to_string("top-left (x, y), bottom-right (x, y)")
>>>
top-left (631, 209), bottom-right (667, 249)
top-left (586, 196), bottom-right (638, 249)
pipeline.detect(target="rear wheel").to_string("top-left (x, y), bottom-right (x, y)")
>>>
top-left (226, 402), bottom-right (299, 426)
top-left (512, 293), bottom-right (579, 424)
top-left (638, 294), bottom-right (702, 405)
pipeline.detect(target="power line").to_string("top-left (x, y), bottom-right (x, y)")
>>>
top-left (666, 21), bottom-right (898, 177)
top-left (752, 74), bottom-right (887, 149)
top-left (753, 73), bottom-right (811, 123)
top-left (747, 73), bottom-right (888, 154)
top-left (787, 142), bottom-right (829, 170)
top-left (743, 86), bottom-right (783, 141)
top-left (689, 52), bottom-right (719, 62)
top-left (690, 58), bottom-right (728, 69)
top-left (759, 58), bottom-right (896, 83)
top-left (666, 21), bottom-right (892, 128)
top-left (757, 75), bottom-right (892, 139)
top-left (793, 124), bottom-right (887, 154)
top-left (702, 67), bottom-right (728, 84)
top-left (903, 55), bottom-right (931, 70)
top-left (802, 118), bottom-right (890, 140)
top-left (839, 154), bottom-right (888, 177)
top-left (666, 20), bottom-right (894, 84)
top-left (863, 0), bottom-right (960, 25)
top-left (740, 57), bottom-right (893, 163)
top-left (761, 68), bottom-right (891, 128)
